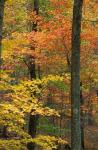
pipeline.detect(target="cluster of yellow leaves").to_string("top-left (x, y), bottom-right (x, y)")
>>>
top-left (33, 135), bottom-right (68, 150)
top-left (0, 71), bottom-right (70, 149)
top-left (11, 75), bottom-right (65, 116)
top-left (0, 139), bottom-right (27, 150)
top-left (0, 73), bottom-right (67, 133)
top-left (0, 135), bottom-right (68, 150)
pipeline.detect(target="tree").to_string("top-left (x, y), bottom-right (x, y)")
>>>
top-left (27, 0), bottom-right (39, 150)
top-left (0, 0), bottom-right (6, 71)
top-left (0, 0), bottom-right (7, 138)
top-left (71, 0), bottom-right (83, 150)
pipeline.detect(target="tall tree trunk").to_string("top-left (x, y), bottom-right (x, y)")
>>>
top-left (0, 0), bottom-right (5, 71)
top-left (0, 0), bottom-right (7, 138)
top-left (80, 82), bottom-right (85, 150)
top-left (27, 1), bottom-right (39, 150)
top-left (71, 0), bottom-right (83, 150)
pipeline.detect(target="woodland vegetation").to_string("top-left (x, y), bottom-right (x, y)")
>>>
top-left (0, 0), bottom-right (98, 150)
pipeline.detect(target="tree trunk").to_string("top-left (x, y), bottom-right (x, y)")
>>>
top-left (0, 0), bottom-right (5, 71)
top-left (88, 80), bottom-right (94, 126)
top-left (2, 126), bottom-right (8, 139)
top-left (71, 0), bottom-right (83, 150)
top-left (80, 82), bottom-right (85, 150)
top-left (0, 0), bottom-right (7, 138)
top-left (27, 1), bottom-right (39, 150)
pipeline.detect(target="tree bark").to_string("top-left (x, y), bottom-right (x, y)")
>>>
top-left (0, 0), bottom-right (5, 71)
top-left (0, 0), bottom-right (7, 138)
top-left (71, 0), bottom-right (83, 150)
top-left (27, 1), bottom-right (39, 150)
top-left (80, 82), bottom-right (85, 150)
top-left (88, 80), bottom-right (94, 126)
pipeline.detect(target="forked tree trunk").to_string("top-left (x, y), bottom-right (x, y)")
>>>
top-left (71, 0), bottom-right (83, 150)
